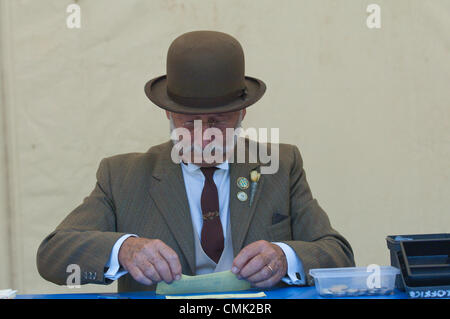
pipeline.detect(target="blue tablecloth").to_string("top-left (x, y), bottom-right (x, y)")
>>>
top-left (16, 286), bottom-right (409, 299)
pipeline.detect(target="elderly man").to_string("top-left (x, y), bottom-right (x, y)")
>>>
top-left (37, 30), bottom-right (354, 292)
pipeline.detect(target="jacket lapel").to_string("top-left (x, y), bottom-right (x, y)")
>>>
top-left (148, 141), bottom-right (196, 275)
top-left (229, 160), bottom-right (265, 257)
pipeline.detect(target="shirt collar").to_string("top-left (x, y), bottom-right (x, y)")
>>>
top-left (181, 160), bottom-right (229, 174)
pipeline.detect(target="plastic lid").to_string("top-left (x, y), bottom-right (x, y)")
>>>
top-left (309, 266), bottom-right (400, 278)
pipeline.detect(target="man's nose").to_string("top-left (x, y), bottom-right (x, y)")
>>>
top-left (201, 128), bottom-right (216, 145)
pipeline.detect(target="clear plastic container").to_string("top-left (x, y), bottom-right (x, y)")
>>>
top-left (309, 266), bottom-right (400, 297)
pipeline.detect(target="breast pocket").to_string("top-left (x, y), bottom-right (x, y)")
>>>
top-left (268, 213), bottom-right (292, 242)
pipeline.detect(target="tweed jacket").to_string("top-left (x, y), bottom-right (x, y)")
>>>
top-left (37, 140), bottom-right (355, 292)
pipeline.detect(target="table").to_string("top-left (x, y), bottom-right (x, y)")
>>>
top-left (16, 286), bottom-right (409, 299)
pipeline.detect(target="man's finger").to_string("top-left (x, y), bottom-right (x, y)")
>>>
top-left (158, 244), bottom-right (182, 280)
top-left (252, 273), bottom-right (278, 289)
top-left (128, 264), bottom-right (153, 286)
top-left (232, 241), bottom-right (264, 274)
top-left (150, 253), bottom-right (174, 283)
top-left (238, 254), bottom-right (270, 279)
top-left (244, 261), bottom-right (274, 283)
top-left (140, 261), bottom-right (162, 283)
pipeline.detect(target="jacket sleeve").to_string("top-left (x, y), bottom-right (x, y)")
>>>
top-left (36, 158), bottom-right (128, 286)
top-left (281, 145), bottom-right (355, 285)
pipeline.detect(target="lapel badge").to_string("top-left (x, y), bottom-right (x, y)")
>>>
top-left (237, 191), bottom-right (248, 202)
top-left (237, 177), bottom-right (250, 190)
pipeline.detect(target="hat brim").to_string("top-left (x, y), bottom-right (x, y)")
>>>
top-left (144, 75), bottom-right (266, 114)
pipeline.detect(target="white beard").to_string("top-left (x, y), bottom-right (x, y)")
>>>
top-left (169, 111), bottom-right (243, 163)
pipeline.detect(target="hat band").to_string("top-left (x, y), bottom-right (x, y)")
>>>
top-left (167, 87), bottom-right (248, 108)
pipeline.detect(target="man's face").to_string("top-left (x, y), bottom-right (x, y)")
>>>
top-left (166, 109), bottom-right (246, 166)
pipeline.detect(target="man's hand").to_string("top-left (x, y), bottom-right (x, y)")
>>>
top-left (118, 237), bottom-right (182, 286)
top-left (231, 240), bottom-right (287, 288)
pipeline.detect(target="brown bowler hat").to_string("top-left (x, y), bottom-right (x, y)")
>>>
top-left (144, 30), bottom-right (266, 114)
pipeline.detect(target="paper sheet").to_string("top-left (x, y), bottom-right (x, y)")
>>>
top-left (166, 292), bottom-right (266, 299)
top-left (156, 270), bottom-right (251, 295)
top-left (0, 289), bottom-right (17, 299)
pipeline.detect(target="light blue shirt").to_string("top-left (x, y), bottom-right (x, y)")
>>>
top-left (105, 162), bottom-right (305, 285)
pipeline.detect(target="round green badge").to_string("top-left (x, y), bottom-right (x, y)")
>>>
top-left (237, 177), bottom-right (250, 190)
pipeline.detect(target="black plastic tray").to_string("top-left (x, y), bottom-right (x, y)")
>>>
top-left (386, 233), bottom-right (450, 298)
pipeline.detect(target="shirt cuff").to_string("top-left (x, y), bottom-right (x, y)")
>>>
top-left (272, 242), bottom-right (306, 285)
top-left (104, 234), bottom-right (138, 281)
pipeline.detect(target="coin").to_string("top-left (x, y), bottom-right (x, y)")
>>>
top-left (345, 288), bottom-right (359, 296)
top-left (320, 288), bottom-right (334, 297)
top-left (329, 285), bottom-right (348, 293)
top-left (367, 288), bottom-right (380, 295)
